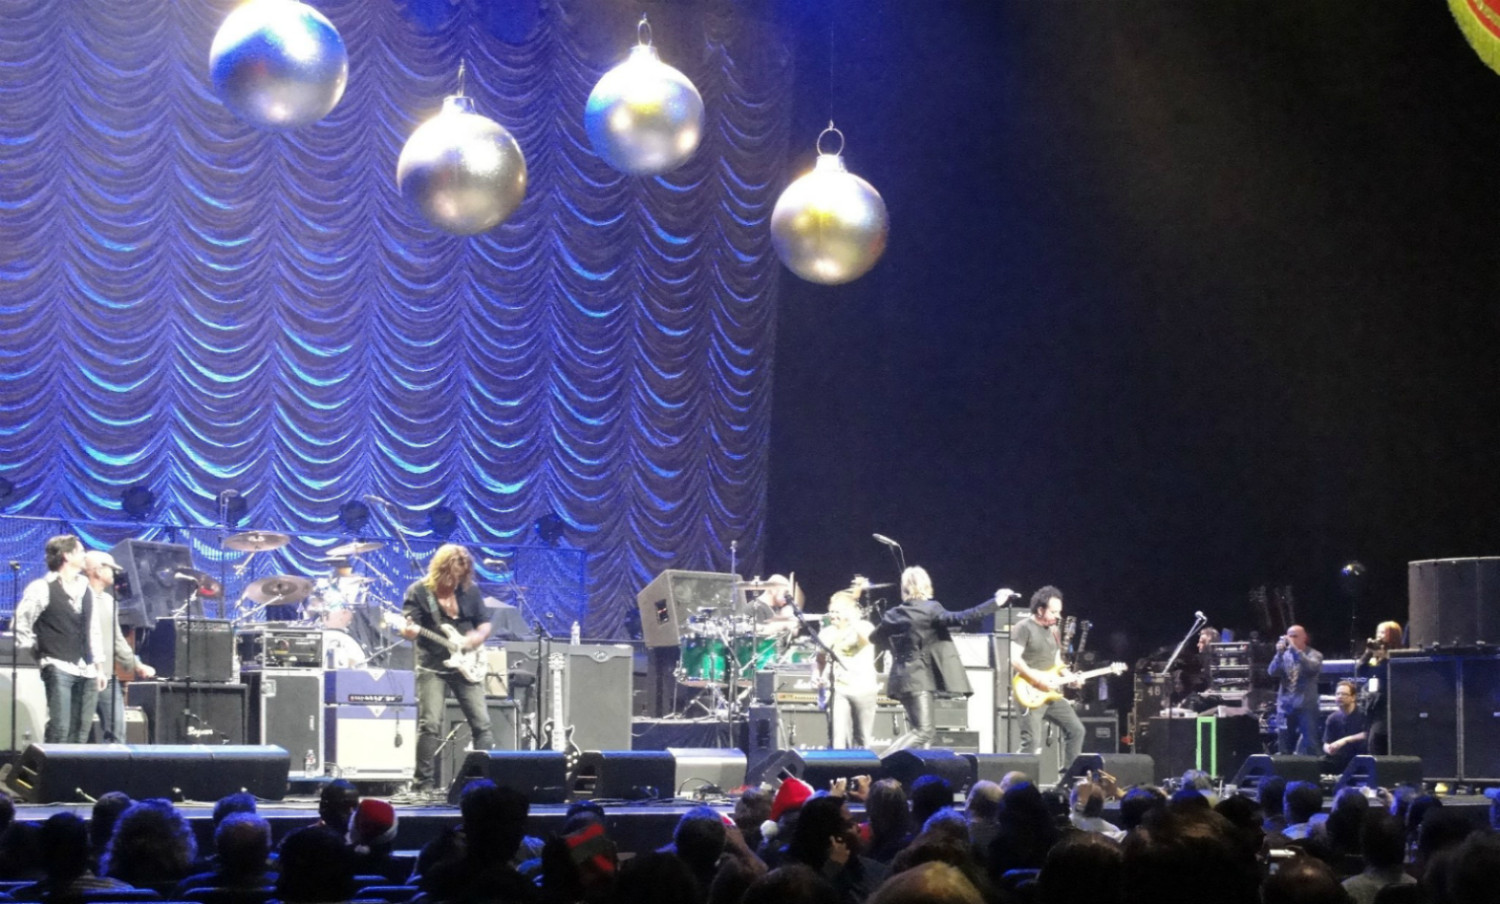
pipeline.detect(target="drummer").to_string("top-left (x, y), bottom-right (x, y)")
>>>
top-left (321, 556), bottom-right (384, 658)
top-left (747, 574), bottom-right (803, 638)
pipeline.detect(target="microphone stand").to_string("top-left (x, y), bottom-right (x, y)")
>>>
top-left (1156, 612), bottom-right (1207, 784)
top-left (8, 561), bottom-right (20, 756)
top-left (367, 500), bottom-right (425, 580)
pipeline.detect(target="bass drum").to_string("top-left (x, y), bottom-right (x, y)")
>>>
top-left (323, 629), bottom-right (368, 669)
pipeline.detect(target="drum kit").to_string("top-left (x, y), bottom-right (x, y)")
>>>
top-left (222, 531), bottom-right (400, 670)
top-left (673, 579), bottom-right (819, 690)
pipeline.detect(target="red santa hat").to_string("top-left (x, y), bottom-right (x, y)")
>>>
top-left (348, 798), bottom-right (398, 853)
top-left (768, 776), bottom-right (814, 822)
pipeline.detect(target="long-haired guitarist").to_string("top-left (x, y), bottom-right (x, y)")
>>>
top-left (397, 543), bottom-right (494, 797)
top-left (1010, 586), bottom-right (1086, 775)
top-left (815, 588), bottom-right (879, 749)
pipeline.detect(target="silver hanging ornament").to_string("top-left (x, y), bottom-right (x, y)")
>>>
top-left (771, 124), bottom-right (889, 285)
top-left (584, 15), bottom-right (704, 176)
top-left (396, 66), bottom-right (528, 236)
top-left (209, 0), bottom-right (348, 130)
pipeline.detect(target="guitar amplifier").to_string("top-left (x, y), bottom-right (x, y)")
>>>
top-left (141, 618), bottom-right (235, 682)
top-left (238, 629), bottom-right (323, 670)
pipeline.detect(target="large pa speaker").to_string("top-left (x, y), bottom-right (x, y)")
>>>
top-left (128, 681), bottom-right (247, 745)
top-left (11, 743), bottom-right (289, 803)
top-left (446, 750), bottom-right (568, 805)
top-left (573, 750), bottom-right (675, 800)
top-left (1408, 557), bottom-right (1500, 647)
top-left (1461, 656), bottom-right (1500, 782)
top-left (1230, 754), bottom-right (1323, 792)
top-left (635, 571), bottom-right (740, 648)
top-left (753, 749), bottom-right (884, 791)
top-left (108, 539), bottom-right (200, 627)
top-left (1388, 656), bottom-right (1460, 781)
top-left (141, 618), bottom-right (235, 682)
top-left (881, 748), bottom-right (974, 791)
top-left (1061, 753), bottom-right (1155, 789)
top-left (1334, 756), bottom-right (1425, 793)
top-left (246, 671), bottom-right (323, 778)
top-left (965, 753), bottom-right (1042, 787)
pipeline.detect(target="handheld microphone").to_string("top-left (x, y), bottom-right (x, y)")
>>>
top-left (172, 571), bottom-right (200, 582)
top-left (482, 558), bottom-right (510, 567)
top-left (872, 533), bottom-right (900, 547)
top-left (363, 494), bottom-right (392, 507)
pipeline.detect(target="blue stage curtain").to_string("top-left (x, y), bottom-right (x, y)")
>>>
top-left (0, 0), bottom-right (791, 634)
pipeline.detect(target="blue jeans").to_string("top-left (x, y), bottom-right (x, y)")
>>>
top-left (95, 677), bottom-right (127, 743)
top-left (1017, 698), bottom-right (1086, 777)
top-left (414, 668), bottom-right (493, 788)
top-left (1277, 702), bottom-right (1321, 755)
top-left (41, 666), bottom-right (98, 744)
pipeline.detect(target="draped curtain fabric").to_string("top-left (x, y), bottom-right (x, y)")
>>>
top-left (0, 0), bottom-right (791, 635)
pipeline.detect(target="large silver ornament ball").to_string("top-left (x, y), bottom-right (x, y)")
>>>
top-left (397, 96), bottom-right (528, 236)
top-left (771, 154), bottom-right (889, 285)
top-left (584, 45), bottom-right (704, 176)
top-left (209, 0), bottom-right (348, 130)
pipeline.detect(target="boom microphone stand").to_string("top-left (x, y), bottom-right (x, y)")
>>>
top-left (1156, 611), bottom-right (1208, 784)
top-left (8, 561), bottom-right (20, 755)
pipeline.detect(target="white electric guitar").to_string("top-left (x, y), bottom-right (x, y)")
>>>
top-left (383, 612), bottom-right (488, 685)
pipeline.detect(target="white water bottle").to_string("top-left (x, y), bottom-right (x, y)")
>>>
top-left (570, 621), bottom-right (581, 645)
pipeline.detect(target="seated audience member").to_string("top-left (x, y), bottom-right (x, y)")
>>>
top-left (666, 806), bottom-right (727, 902)
top-left (997, 771), bottom-right (1029, 793)
top-left (869, 861), bottom-right (984, 904)
top-left (103, 798), bottom-right (199, 894)
top-left (888, 813), bottom-right (990, 896)
top-left (1342, 812), bottom-right (1415, 904)
top-left (987, 781), bottom-right (1060, 877)
top-left (0, 794), bottom-right (14, 836)
top-left (89, 791), bottom-right (133, 872)
top-left (613, 852), bottom-right (701, 904)
top-left (12, 812), bottom-right (134, 901)
top-left (1283, 782), bottom-right (1325, 841)
top-left (1261, 776), bottom-right (1290, 836)
top-left (860, 779), bottom-right (913, 864)
top-left (1037, 832), bottom-right (1124, 904)
top-left (1261, 855), bottom-right (1350, 904)
top-left (1118, 785), bottom-right (1168, 834)
top-left (1122, 807), bottom-right (1260, 904)
top-left (1412, 808), bottom-right (1475, 884)
top-left (1448, 831), bottom-right (1500, 904)
top-left (760, 777), bottom-right (815, 865)
top-left (916, 808), bottom-right (969, 845)
top-left (964, 780), bottom-right (1002, 856)
top-left (317, 780), bottom-right (360, 835)
top-left (419, 780), bottom-right (537, 904)
top-left (740, 865), bottom-right (841, 904)
top-left (1213, 795), bottom-right (1268, 864)
top-left (540, 816), bottom-right (620, 904)
top-left (177, 812), bottom-right (277, 893)
top-left (908, 775), bottom-right (955, 829)
top-left (1318, 787), bottom-right (1371, 866)
top-left (188, 792), bottom-right (260, 872)
top-left (0, 821), bottom-right (45, 882)
top-left (275, 827), bottom-right (357, 904)
top-left (1070, 781), bottom-right (1126, 841)
top-left (346, 798), bottom-right (406, 885)
top-left (1403, 794), bottom-right (1442, 852)
top-left (782, 794), bottom-right (888, 904)
top-left (735, 788), bottom-right (774, 854)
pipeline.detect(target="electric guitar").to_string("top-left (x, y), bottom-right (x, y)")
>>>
top-left (540, 652), bottom-right (581, 775)
top-left (1012, 662), bottom-right (1127, 710)
top-left (382, 612), bottom-right (488, 684)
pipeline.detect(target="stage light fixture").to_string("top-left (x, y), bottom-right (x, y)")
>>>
top-left (533, 513), bottom-right (565, 546)
top-left (338, 500), bottom-right (370, 534)
top-left (0, 476), bottom-right (13, 509)
top-left (121, 486), bottom-right (156, 520)
top-left (427, 505), bottom-right (458, 537)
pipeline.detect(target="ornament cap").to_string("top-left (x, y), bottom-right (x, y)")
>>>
top-left (443, 94), bottom-right (477, 116)
top-left (813, 153), bottom-right (848, 174)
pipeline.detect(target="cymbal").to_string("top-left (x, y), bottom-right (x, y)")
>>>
top-left (222, 530), bottom-right (290, 552)
top-left (242, 575), bottom-right (314, 605)
top-left (856, 582), bottom-right (894, 589)
top-left (737, 580), bottom-right (786, 592)
top-left (328, 540), bottom-right (383, 557)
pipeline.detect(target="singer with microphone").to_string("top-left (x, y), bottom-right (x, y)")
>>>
top-left (394, 543), bottom-right (493, 799)
top-left (12, 535), bottom-right (107, 743)
top-left (871, 566), bottom-right (1014, 754)
top-left (1268, 625), bottom-right (1323, 755)
top-left (84, 551), bottom-right (156, 743)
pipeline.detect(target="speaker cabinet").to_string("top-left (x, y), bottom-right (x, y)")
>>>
top-left (1062, 753), bottom-right (1154, 788)
top-left (1334, 755), bottom-right (1425, 793)
top-left (0, 667), bottom-right (48, 752)
top-left (501, 643), bottom-right (632, 752)
top-left (965, 753), bottom-right (1041, 787)
top-left (999, 712), bottom-right (1119, 781)
top-left (1230, 754), bottom-right (1323, 792)
top-left (437, 698), bottom-right (521, 790)
top-left (324, 704), bottom-right (416, 780)
top-left (141, 618), bottom-right (235, 682)
top-left (128, 681), bottom-right (247, 745)
top-left (573, 750), bottom-right (675, 800)
top-left (1461, 656), bottom-right (1500, 781)
top-left (447, 750), bottom-right (568, 804)
top-left (108, 539), bottom-right (199, 626)
top-left (11, 743), bottom-right (288, 803)
top-left (669, 747), bottom-right (746, 795)
top-left (1408, 557), bottom-right (1500, 647)
top-left (753, 748), bottom-right (884, 790)
top-left (635, 571), bottom-right (740, 648)
top-left (1388, 656), bottom-right (1460, 781)
top-left (247, 671), bottom-right (323, 777)
top-left (882, 748), bottom-right (974, 791)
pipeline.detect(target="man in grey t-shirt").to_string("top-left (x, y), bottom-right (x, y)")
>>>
top-left (1009, 586), bottom-right (1085, 775)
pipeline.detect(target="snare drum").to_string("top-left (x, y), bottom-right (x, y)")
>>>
top-left (323, 629), bottom-right (368, 669)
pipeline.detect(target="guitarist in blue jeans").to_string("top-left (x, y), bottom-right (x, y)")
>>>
top-left (398, 544), bottom-right (494, 796)
top-left (1010, 586), bottom-right (1086, 777)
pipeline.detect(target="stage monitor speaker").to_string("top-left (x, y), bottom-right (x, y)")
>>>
top-left (1334, 755), bottom-right (1425, 794)
top-left (881, 749), bottom-right (974, 791)
top-left (109, 539), bottom-right (199, 627)
top-left (247, 670), bottom-right (323, 777)
top-left (0, 667), bottom-right (48, 752)
top-left (438, 698), bottom-right (521, 790)
top-left (573, 750), bottom-right (676, 800)
top-left (141, 618), bottom-right (235, 682)
top-left (1061, 753), bottom-right (1154, 789)
top-left (1387, 656), bottom-right (1460, 781)
top-left (1230, 754), bottom-right (1323, 793)
top-left (128, 681), bottom-right (247, 745)
top-left (756, 749), bottom-right (884, 790)
top-left (1408, 557), bottom-right (1500, 647)
top-left (635, 571), bottom-right (740, 648)
top-left (1460, 655), bottom-right (1500, 781)
top-left (669, 747), bottom-right (746, 795)
top-left (11, 743), bottom-right (288, 803)
top-left (965, 753), bottom-right (1042, 787)
top-left (446, 750), bottom-right (568, 805)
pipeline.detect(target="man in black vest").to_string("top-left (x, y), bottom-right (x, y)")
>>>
top-left (14, 535), bottom-right (106, 742)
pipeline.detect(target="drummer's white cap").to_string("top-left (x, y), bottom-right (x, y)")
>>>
top-left (84, 551), bottom-right (123, 572)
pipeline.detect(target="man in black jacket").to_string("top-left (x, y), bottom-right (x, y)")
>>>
top-left (872, 566), bottom-right (1013, 754)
